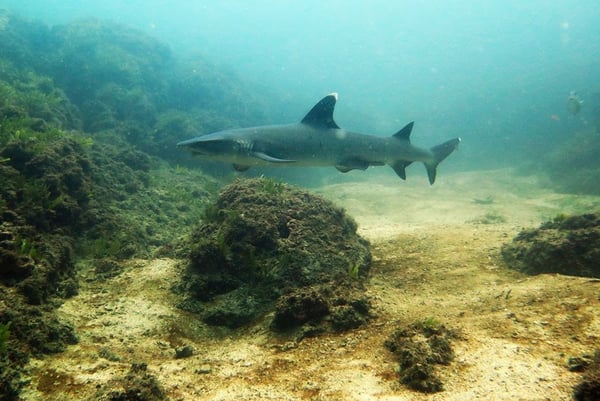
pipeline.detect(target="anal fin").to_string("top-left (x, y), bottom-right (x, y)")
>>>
top-left (391, 161), bottom-right (412, 180)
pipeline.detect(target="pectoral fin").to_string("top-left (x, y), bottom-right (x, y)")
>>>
top-left (252, 152), bottom-right (295, 163)
top-left (233, 164), bottom-right (250, 171)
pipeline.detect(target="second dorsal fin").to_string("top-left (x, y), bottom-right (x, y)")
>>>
top-left (392, 122), bottom-right (414, 142)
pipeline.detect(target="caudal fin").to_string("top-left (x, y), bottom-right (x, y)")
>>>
top-left (425, 138), bottom-right (461, 185)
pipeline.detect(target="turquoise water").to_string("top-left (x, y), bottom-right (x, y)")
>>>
top-left (2, 3), bottom-right (600, 399)
top-left (2, 0), bottom-right (600, 184)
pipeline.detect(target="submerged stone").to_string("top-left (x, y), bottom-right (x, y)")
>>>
top-left (573, 349), bottom-right (600, 401)
top-left (177, 177), bottom-right (372, 333)
top-left (384, 319), bottom-right (457, 393)
top-left (501, 213), bottom-right (600, 278)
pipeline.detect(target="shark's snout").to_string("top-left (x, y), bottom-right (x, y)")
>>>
top-left (176, 138), bottom-right (198, 147)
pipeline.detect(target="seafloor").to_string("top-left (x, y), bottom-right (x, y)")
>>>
top-left (19, 168), bottom-right (599, 401)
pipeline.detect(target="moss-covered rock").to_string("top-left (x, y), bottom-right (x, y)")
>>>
top-left (501, 213), bottom-right (600, 278)
top-left (0, 58), bottom-right (81, 130)
top-left (573, 349), bottom-right (600, 401)
top-left (89, 362), bottom-right (169, 401)
top-left (177, 177), bottom-right (372, 333)
top-left (0, 10), bottom-right (279, 398)
top-left (45, 18), bottom-right (171, 109)
top-left (1, 136), bottom-right (94, 232)
top-left (384, 319), bottom-right (456, 393)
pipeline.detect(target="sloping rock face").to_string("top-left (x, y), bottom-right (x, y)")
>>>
top-left (177, 178), bottom-right (372, 334)
top-left (501, 213), bottom-right (600, 278)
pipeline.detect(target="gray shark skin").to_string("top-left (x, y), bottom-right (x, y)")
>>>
top-left (177, 93), bottom-right (460, 184)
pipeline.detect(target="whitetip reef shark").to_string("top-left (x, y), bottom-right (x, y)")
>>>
top-left (177, 93), bottom-right (460, 184)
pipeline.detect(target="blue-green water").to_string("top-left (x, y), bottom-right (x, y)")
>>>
top-left (2, 0), bottom-right (600, 185)
top-left (2, 3), bottom-right (600, 399)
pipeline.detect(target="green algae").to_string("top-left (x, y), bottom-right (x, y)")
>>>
top-left (177, 178), bottom-right (372, 333)
top-left (0, 12), bottom-right (246, 398)
top-left (384, 319), bottom-right (457, 393)
top-left (502, 213), bottom-right (600, 278)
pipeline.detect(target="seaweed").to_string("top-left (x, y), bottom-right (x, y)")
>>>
top-left (502, 213), bottom-right (600, 277)
top-left (0, 10), bottom-right (272, 398)
top-left (384, 319), bottom-right (457, 393)
top-left (178, 178), bottom-right (372, 333)
top-left (88, 362), bottom-right (169, 401)
top-left (0, 321), bottom-right (10, 354)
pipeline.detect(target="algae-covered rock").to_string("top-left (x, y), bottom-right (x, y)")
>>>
top-left (384, 319), bottom-right (456, 393)
top-left (89, 362), bottom-right (169, 401)
top-left (573, 349), bottom-right (600, 401)
top-left (501, 214), bottom-right (600, 278)
top-left (177, 178), bottom-right (372, 333)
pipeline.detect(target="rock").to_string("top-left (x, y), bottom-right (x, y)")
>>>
top-left (90, 362), bottom-right (168, 401)
top-left (567, 356), bottom-right (590, 372)
top-left (573, 349), bottom-right (600, 401)
top-left (384, 319), bottom-right (457, 393)
top-left (501, 214), bottom-right (600, 278)
top-left (174, 345), bottom-right (194, 359)
top-left (178, 178), bottom-right (372, 334)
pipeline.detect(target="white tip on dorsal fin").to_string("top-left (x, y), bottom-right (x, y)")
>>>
top-left (300, 93), bottom-right (340, 129)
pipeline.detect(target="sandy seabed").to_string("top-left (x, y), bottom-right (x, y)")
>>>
top-left (21, 169), bottom-right (600, 400)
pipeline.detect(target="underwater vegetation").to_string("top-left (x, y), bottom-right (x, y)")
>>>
top-left (88, 362), bottom-right (169, 401)
top-left (0, 123), bottom-right (214, 397)
top-left (0, 11), bottom-right (265, 165)
top-left (468, 209), bottom-right (507, 225)
top-left (176, 177), bottom-right (372, 335)
top-left (0, 62), bottom-right (80, 131)
top-left (501, 213), bottom-right (600, 278)
top-left (0, 10), bottom-right (256, 398)
top-left (384, 318), bottom-right (457, 393)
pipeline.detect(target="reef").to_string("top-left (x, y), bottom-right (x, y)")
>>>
top-left (0, 133), bottom-right (92, 398)
top-left (384, 318), bottom-right (457, 393)
top-left (0, 10), bottom-right (266, 165)
top-left (176, 177), bottom-right (372, 335)
top-left (0, 10), bottom-right (246, 399)
top-left (501, 213), bottom-right (600, 278)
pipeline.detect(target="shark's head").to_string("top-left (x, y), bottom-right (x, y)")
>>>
top-left (177, 128), bottom-right (295, 169)
top-left (177, 132), bottom-right (248, 161)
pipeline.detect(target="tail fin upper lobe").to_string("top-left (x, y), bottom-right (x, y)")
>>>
top-left (425, 138), bottom-right (461, 185)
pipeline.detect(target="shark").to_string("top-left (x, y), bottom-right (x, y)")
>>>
top-left (177, 93), bottom-right (460, 184)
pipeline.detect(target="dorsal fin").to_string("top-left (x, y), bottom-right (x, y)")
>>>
top-left (392, 121), bottom-right (414, 142)
top-left (300, 93), bottom-right (340, 129)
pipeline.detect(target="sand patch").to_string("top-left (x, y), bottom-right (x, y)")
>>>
top-left (21, 169), bottom-right (600, 400)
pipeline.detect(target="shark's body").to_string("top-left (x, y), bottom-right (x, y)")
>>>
top-left (177, 93), bottom-right (460, 184)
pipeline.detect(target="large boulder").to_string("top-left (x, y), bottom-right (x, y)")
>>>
top-left (177, 178), bottom-right (372, 334)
